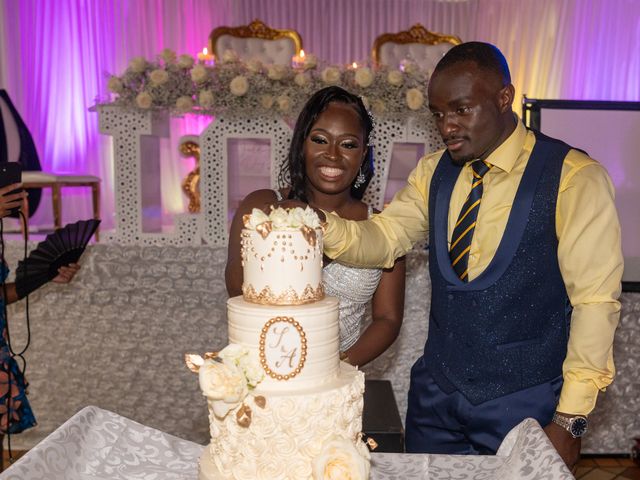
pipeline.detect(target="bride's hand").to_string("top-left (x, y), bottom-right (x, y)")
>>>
top-left (51, 263), bottom-right (81, 283)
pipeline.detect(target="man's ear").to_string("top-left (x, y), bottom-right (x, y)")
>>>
top-left (498, 84), bottom-right (515, 113)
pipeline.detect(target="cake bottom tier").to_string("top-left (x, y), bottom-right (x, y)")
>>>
top-left (199, 363), bottom-right (366, 480)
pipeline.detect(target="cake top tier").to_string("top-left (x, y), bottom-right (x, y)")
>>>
top-left (241, 207), bottom-right (325, 305)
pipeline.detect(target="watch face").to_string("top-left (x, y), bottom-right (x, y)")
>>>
top-left (570, 417), bottom-right (588, 437)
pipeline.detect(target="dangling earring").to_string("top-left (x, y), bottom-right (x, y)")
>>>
top-left (353, 167), bottom-right (366, 189)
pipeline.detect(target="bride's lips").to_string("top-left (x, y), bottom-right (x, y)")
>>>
top-left (317, 166), bottom-right (345, 180)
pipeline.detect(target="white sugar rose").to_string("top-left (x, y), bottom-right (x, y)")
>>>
top-left (387, 69), bottom-right (404, 86)
top-left (260, 94), bottom-right (274, 109)
top-left (303, 53), bottom-right (318, 69)
top-left (149, 68), bottom-right (169, 86)
top-left (129, 56), bottom-right (147, 73)
top-left (288, 207), bottom-right (305, 228)
top-left (160, 48), bottom-right (177, 64)
top-left (198, 90), bottom-right (215, 108)
top-left (267, 64), bottom-right (287, 81)
top-left (406, 87), bottom-right (425, 110)
top-left (302, 206), bottom-right (321, 229)
top-left (239, 352), bottom-right (264, 388)
top-left (321, 66), bottom-right (341, 85)
top-left (199, 360), bottom-right (248, 418)
top-left (246, 58), bottom-right (263, 73)
top-left (229, 75), bottom-right (249, 96)
top-left (218, 344), bottom-right (249, 366)
top-left (246, 208), bottom-right (270, 229)
top-left (354, 67), bottom-right (374, 88)
top-left (107, 76), bottom-right (124, 93)
top-left (135, 91), bottom-right (153, 109)
top-left (312, 436), bottom-right (370, 480)
top-left (277, 95), bottom-right (292, 113)
top-left (294, 72), bottom-right (309, 87)
top-left (222, 49), bottom-right (238, 63)
top-left (175, 96), bottom-right (194, 112)
top-left (177, 54), bottom-right (195, 69)
top-left (190, 64), bottom-right (209, 83)
top-left (269, 207), bottom-right (290, 229)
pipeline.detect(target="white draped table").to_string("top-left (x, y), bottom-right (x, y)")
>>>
top-left (0, 406), bottom-right (574, 480)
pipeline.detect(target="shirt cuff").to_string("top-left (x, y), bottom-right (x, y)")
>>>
top-left (557, 379), bottom-right (602, 415)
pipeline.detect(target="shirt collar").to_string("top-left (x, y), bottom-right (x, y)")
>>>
top-left (481, 116), bottom-right (527, 173)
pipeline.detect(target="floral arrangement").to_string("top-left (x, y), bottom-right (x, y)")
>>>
top-left (103, 48), bottom-right (430, 119)
top-left (186, 344), bottom-right (265, 424)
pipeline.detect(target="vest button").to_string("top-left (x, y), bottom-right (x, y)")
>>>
top-left (447, 294), bottom-right (454, 300)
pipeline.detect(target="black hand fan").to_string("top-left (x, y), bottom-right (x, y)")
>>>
top-left (15, 219), bottom-right (100, 298)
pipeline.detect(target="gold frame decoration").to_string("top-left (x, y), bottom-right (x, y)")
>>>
top-left (179, 139), bottom-right (201, 213)
top-left (372, 23), bottom-right (462, 66)
top-left (209, 19), bottom-right (303, 62)
top-left (259, 316), bottom-right (307, 381)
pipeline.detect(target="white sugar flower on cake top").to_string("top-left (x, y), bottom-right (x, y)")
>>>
top-left (243, 206), bottom-right (322, 244)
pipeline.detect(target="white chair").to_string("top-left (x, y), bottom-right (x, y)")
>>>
top-left (372, 23), bottom-right (462, 71)
top-left (0, 89), bottom-right (101, 240)
top-left (209, 19), bottom-right (303, 66)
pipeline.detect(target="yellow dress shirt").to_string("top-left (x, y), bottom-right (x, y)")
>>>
top-left (324, 119), bottom-right (623, 415)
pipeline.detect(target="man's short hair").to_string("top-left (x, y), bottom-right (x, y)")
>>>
top-left (434, 41), bottom-right (511, 87)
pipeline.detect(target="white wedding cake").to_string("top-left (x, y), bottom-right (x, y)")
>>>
top-left (188, 207), bottom-right (370, 480)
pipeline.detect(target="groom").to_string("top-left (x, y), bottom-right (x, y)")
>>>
top-left (313, 42), bottom-right (622, 468)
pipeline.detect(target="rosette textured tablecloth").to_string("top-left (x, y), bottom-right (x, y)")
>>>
top-left (0, 406), bottom-right (574, 479)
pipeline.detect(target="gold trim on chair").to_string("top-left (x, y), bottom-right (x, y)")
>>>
top-left (372, 23), bottom-right (462, 66)
top-left (209, 19), bottom-right (303, 62)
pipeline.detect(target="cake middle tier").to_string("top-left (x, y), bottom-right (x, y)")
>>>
top-left (227, 295), bottom-right (340, 392)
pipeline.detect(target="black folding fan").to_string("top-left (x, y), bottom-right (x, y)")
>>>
top-left (15, 219), bottom-right (100, 298)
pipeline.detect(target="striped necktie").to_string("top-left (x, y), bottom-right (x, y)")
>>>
top-left (449, 160), bottom-right (493, 281)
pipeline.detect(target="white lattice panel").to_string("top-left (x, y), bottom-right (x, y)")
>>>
top-left (199, 116), bottom-right (292, 246)
top-left (98, 106), bottom-right (203, 246)
top-left (98, 107), bottom-right (441, 246)
top-left (363, 117), bottom-right (444, 210)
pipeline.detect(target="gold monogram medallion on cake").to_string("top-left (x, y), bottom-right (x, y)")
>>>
top-left (259, 316), bottom-right (307, 380)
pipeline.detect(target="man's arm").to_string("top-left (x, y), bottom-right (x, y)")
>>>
top-left (545, 153), bottom-right (623, 469)
top-left (323, 155), bottom-right (438, 268)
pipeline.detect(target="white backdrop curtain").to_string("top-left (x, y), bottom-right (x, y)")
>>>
top-left (0, 0), bottom-right (638, 230)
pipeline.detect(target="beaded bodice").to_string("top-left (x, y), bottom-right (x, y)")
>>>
top-left (323, 260), bottom-right (382, 351)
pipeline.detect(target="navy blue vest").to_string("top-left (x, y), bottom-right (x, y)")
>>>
top-left (424, 131), bottom-right (573, 405)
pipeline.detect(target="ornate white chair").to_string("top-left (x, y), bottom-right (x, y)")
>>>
top-left (0, 89), bottom-right (101, 240)
top-left (209, 19), bottom-right (303, 66)
top-left (372, 23), bottom-right (462, 71)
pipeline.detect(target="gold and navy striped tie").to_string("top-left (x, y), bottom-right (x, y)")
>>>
top-left (449, 160), bottom-right (493, 281)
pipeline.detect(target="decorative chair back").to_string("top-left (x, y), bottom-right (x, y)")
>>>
top-left (209, 19), bottom-right (303, 66)
top-left (372, 23), bottom-right (462, 72)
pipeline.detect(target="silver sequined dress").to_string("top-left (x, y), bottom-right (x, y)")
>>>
top-left (273, 191), bottom-right (383, 350)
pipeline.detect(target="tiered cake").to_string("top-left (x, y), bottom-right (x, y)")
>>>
top-left (189, 207), bottom-right (370, 480)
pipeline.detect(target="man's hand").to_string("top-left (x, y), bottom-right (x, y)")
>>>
top-left (0, 183), bottom-right (26, 218)
top-left (543, 419), bottom-right (581, 471)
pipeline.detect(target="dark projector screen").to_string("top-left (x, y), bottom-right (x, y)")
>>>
top-left (523, 99), bottom-right (640, 290)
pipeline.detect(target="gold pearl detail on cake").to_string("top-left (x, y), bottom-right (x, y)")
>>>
top-left (259, 316), bottom-right (307, 381)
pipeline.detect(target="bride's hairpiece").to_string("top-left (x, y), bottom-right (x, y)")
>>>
top-left (359, 96), bottom-right (376, 148)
